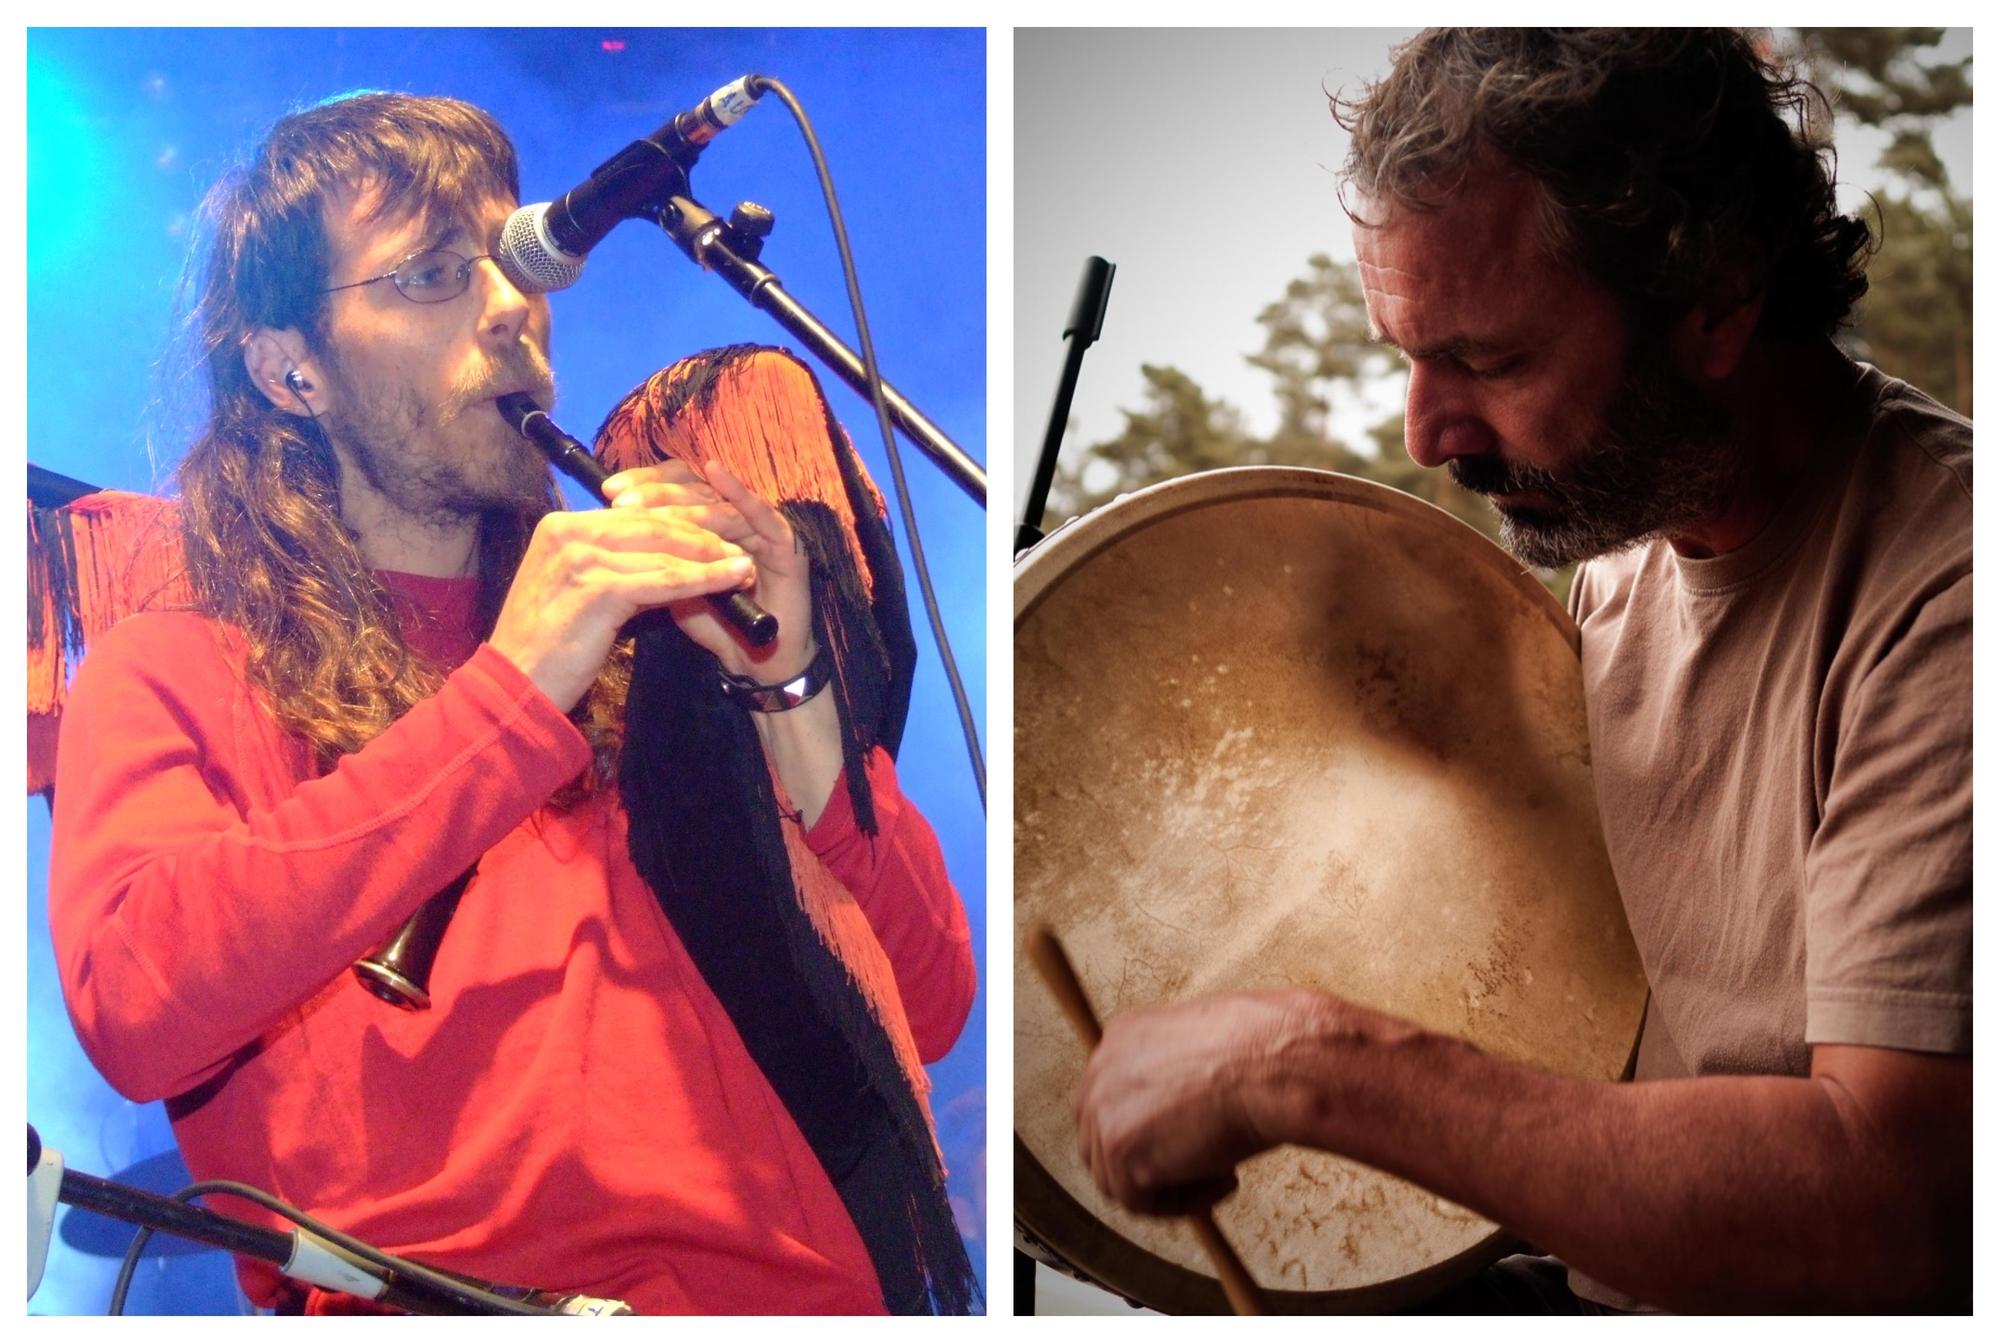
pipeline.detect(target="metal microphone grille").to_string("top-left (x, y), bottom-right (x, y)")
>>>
top-left (499, 204), bottom-right (586, 293)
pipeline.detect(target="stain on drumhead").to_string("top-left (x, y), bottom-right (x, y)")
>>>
top-left (1016, 478), bottom-right (1645, 1307)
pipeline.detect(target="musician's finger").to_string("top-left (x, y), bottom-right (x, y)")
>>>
top-left (614, 561), bottom-right (759, 607)
top-left (610, 497), bottom-right (760, 547)
top-left (589, 549), bottom-right (756, 597)
top-left (1080, 1113), bottom-right (1108, 1200)
top-left (584, 504), bottom-right (752, 555)
top-left (525, 544), bottom-right (755, 613)
top-left (601, 461), bottom-right (712, 500)
top-left (564, 546), bottom-right (752, 582)
top-left (706, 463), bottom-right (796, 552)
top-left (607, 479), bottom-right (721, 511)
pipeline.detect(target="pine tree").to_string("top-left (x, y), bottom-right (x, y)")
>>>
top-left (1790, 27), bottom-right (1973, 413)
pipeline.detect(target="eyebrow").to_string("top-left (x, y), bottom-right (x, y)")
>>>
top-left (1366, 329), bottom-right (1514, 362)
top-left (416, 222), bottom-right (468, 257)
top-left (366, 222), bottom-right (465, 274)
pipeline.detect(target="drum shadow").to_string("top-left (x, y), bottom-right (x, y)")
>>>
top-left (1292, 511), bottom-right (1586, 828)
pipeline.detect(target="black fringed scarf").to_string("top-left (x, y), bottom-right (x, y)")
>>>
top-left (595, 346), bottom-right (979, 1315)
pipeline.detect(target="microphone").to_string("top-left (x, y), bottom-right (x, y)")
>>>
top-left (496, 393), bottom-right (779, 647)
top-left (26, 1124), bottom-right (628, 1314)
top-left (499, 75), bottom-right (764, 293)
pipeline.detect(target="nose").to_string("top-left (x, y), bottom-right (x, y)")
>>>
top-left (1402, 360), bottom-right (1497, 469)
top-left (472, 255), bottom-right (537, 351)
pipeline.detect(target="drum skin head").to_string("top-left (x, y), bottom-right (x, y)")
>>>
top-left (1015, 467), bottom-right (1647, 1314)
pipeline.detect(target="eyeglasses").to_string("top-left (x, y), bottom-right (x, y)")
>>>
top-left (320, 248), bottom-right (500, 305)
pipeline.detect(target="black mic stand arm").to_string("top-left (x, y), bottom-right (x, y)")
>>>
top-left (44, 1164), bottom-right (525, 1314)
top-left (651, 190), bottom-right (987, 507)
top-left (28, 1125), bottom-right (625, 1315)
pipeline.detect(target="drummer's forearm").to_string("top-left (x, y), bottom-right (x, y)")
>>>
top-left (1242, 996), bottom-right (1954, 1312)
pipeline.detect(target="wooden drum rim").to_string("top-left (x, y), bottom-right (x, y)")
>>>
top-left (1015, 466), bottom-right (1580, 658)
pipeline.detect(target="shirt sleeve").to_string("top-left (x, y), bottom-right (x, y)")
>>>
top-left (48, 617), bottom-right (594, 1101)
top-left (804, 748), bottom-right (976, 1062)
top-left (1803, 573), bottom-right (1972, 1053)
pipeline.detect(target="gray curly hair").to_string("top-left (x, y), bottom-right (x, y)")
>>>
top-left (1338, 28), bottom-right (1873, 338)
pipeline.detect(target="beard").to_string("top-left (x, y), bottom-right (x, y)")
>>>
top-left (323, 344), bottom-right (559, 528)
top-left (1448, 339), bottom-right (1738, 569)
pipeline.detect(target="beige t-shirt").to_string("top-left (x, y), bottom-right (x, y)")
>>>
top-left (1563, 362), bottom-right (1971, 1308)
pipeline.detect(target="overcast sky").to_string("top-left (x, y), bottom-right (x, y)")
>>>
top-left (1013, 27), bottom-right (1975, 517)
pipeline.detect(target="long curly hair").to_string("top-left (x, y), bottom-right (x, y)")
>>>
top-left (171, 90), bottom-right (626, 784)
top-left (1338, 28), bottom-right (1874, 338)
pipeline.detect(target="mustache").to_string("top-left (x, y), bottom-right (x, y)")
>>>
top-left (1447, 453), bottom-right (1565, 500)
top-left (444, 350), bottom-right (557, 419)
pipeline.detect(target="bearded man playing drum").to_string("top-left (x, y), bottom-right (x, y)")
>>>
top-left (1075, 29), bottom-right (1970, 1312)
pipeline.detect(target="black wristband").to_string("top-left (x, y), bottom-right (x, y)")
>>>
top-left (717, 642), bottom-right (832, 713)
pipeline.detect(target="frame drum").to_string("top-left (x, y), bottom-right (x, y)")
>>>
top-left (1015, 468), bottom-right (1646, 1313)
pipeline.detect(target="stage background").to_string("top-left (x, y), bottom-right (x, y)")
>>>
top-left (25, 26), bottom-right (986, 1314)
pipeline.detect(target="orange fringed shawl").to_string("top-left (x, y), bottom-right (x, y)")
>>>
top-left (594, 345), bottom-right (973, 1313)
top-left (26, 491), bottom-right (190, 796)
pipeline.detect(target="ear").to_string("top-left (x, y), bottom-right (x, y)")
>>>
top-left (242, 327), bottom-right (336, 417)
top-left (1671, 271), bottom-right (1765, 383)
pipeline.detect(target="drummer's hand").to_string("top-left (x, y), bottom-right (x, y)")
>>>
top-left (603, 461), bottom-right (816, 683)
top-left (1076, 990), bottom-right (1314, 1215)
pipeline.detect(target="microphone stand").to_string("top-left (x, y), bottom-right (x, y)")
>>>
top-left (1009, 258), bottom-right (1116, 1314)
top-left (645, 179), bottom-right (987, 507)
top-left (1018, 256), bottom-right (1115, 555)
top-left (1008, 257), bottom-right (1120, 1319)
top-left (28, 1126), bottom-right (627, 1315)
top-left (31, 1144), bottom-right (554, 1314)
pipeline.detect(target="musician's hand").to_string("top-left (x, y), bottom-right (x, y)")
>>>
top-left (1078, 990), bottom-right (1320, 1215)
top-left (602, 461), bottom-right (815, 683)
top-left (489, 474), bottom-right (757, 712)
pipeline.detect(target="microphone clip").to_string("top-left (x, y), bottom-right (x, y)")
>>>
top-left (561, 144), bottom-right (692, 250)
top-left (656, 195), bottom-right (779, 273)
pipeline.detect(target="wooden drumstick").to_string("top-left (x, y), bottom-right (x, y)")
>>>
top-left (1025, 924), bottom-right (1269, 1317)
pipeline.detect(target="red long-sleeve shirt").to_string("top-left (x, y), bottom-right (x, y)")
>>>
top-left (48, 571), bottom-right (976, 1314)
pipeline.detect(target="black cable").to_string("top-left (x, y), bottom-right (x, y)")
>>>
top-left (107, 1179), bottom-right (555, 1317)
top-left (749, 76), bottom-right (986, 810)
